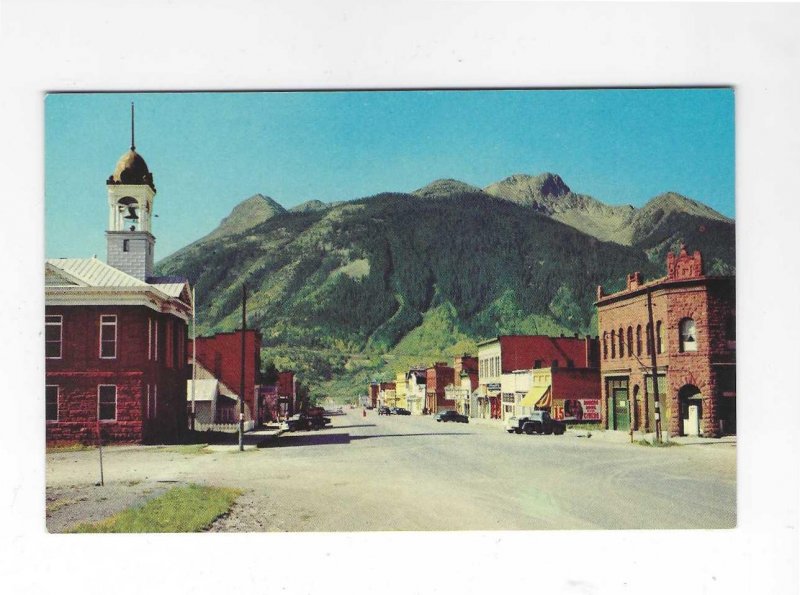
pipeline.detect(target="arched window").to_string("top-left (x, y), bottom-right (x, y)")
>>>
top-left (636, 325), bottom-right (642, 356)
top-left (602, 332), bottom-right (608, 360)
top-left (627, 327), bottom-right (633, 357)
top-left (656, 321), bottom-right (663, 354)
top-left (679, 318), bottom-right (698, 352)
top-left (645, 323), bottom-right (652, 355)
top-left (610, 330), bottom-right (616, 358)
top-left (618, 328), bottom-right (624, 358)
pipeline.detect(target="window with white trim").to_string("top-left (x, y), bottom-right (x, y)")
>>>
top-left (98, 385), bottom-right (117, 421)
top-left (148, 318), bottom-right (152, 360)
top-left (679, 318), bottom-right (698, 352)
top-left (99, 315), bottom-right (117, 359)
top-left (46, 385), bottom-right (58, 421)
top-left (45, 315), bottom-right (62, 359)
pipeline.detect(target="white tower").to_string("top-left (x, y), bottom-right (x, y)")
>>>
top-left (105, 103), bottom-right (156, 280)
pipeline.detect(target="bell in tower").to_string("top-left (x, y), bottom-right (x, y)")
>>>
top-left (105, 103), bottom-right (157, 281)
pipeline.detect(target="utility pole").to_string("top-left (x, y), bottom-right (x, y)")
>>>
top-left (646, 289), bottom-right (663, 443)
top-left (191, 286), bottom-right (196, 432)
top-left (239, 283), bottom-right (247, 451)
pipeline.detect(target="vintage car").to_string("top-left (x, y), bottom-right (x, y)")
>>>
top-left (434, 410), bottom-right (469, 423)
top-left (378, 406), bottom-right (392, 415)
top-left (280, 411), bottom-right (331, 432)
top-left (505, 410), bottom-right (566, 435)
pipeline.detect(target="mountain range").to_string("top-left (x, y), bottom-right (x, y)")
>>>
top-left (156, 172), bottom-right (735, 401)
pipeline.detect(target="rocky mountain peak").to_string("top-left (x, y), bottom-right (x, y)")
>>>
top-left (483, 172), bottom-right (572, 206)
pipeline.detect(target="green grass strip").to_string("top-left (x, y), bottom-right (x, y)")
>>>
top-left (69, 484), bottom-right (242, 533)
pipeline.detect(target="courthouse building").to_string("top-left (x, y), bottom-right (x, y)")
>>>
top-left (46, 120), bottom-right (191, 444)
top-left (596, 245), bottom-right (736, 437)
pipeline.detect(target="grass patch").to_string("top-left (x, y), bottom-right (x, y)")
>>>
top-left (46, 443), bottom-right (94, 453)
top-left (156, 444), bottom-right (211, 455)
top-left (636, 438), bottom-right (681, 448)
top-left (68, 484), bottom-right (242, 533)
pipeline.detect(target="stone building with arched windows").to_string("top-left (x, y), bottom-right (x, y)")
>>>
top-left (595, 245), bottom-right (735, 437)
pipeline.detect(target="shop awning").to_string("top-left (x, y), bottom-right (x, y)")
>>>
top-left (520, 385), bottom-right (551, 408)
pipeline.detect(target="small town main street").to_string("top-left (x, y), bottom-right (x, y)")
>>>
top-left (46, 410), bottom-right (736, 532)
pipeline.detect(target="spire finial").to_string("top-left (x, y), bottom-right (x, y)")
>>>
top-left (130, 102), bottom-right (135, 151)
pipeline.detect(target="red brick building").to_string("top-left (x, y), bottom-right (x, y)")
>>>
top-left (477, 335), bottom-right (600, 419)
top-left (192, 330), bottom-right (262, 423)
top-left (426, 362), bottom-right (455, 413)
top-left (596, 245), bottom-right (736, 437)
top-left (46, 260), bottom-right (192, 444)
top-left (45, 132), bottom-right (192, 445)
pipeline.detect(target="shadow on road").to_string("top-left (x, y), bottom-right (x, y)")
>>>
top-left (257, 431), bottom-right (473, 448)
top-left (329, 423), bottom-right (377, 429)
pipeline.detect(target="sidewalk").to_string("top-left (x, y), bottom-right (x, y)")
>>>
top-left (203, 424), bottom-right (284, 452)
top-left (466, 415), bottom-right (736, 446)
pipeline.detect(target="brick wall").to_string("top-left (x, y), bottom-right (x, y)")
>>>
top-left (45, 305), bottom-right (188, 444)
top-left (597, 270), bottom-right (735, 436)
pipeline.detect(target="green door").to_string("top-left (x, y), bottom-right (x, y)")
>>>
top-left (613, 388), bottom-right (630, 431)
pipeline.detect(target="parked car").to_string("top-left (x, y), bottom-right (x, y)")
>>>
top-left (435, 410), bottom-right (469, 423)
top-left (280, 412), bottom-right (331, 432)
top-left (394, 408), bottom-right (411, 416)
top-left (378, 406), bottom-right (392, 415)
top-left (505, 410), bottom-right (565, 435)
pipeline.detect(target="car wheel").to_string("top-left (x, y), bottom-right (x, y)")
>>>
top-left (507, 429), bottom-right (515, 434)
top-left (524, 425), bottom-right (534, 435)
top-left (514, 428), bottom-right (522, 434)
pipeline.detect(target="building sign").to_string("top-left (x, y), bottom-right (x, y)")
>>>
top-left (552, 398), bottom-right (600, 422)
top-left (486, 383), bottom-right (501, 392)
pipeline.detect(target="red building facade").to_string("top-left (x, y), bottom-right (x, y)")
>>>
top-left (426, 362), bottom-right (455, 413)
top-left (192, 330), bottom-right (262, 422)
top-left (478, 335), bottom-right (600, 419)
top-left (596, 246), bottom-right (736, 437)
top-left (46, 261), bottom-right (192, 444)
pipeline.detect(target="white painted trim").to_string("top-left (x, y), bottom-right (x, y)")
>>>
top-left (45, 314), bottom-right (62, 359)
top-left (99, 314), bottom-right (117, 359)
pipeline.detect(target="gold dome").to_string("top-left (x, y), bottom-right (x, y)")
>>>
top-left (108, 149), bottom-right (154, 189)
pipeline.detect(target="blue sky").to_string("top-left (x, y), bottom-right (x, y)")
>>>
top-left (45, 89), bottom-right (734, 260)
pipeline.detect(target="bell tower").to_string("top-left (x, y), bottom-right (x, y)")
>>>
top-left (105, 103), bottom-right (156, 281)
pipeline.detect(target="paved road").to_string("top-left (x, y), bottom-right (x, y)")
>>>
top-left (46, 410), bottom-right (736, 531)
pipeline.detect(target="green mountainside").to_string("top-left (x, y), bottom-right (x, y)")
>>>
top-left (156, 173), bottom-right (735, 402)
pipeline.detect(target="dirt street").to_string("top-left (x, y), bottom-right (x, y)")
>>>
top-left (46, 410), bottom-right (736, 531)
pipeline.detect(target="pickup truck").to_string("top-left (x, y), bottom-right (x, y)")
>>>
top-left (504, 411), bottom-right (566, 435)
